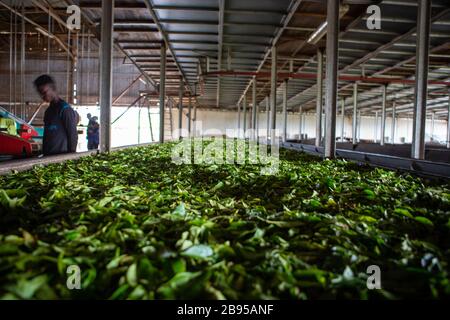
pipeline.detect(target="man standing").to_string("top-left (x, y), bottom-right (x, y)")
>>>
top-left (87, 115), bottom-right (100, 150)
top-left (34, 75), bottom-right (78, 156)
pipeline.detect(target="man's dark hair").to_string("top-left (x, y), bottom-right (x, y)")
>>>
top-left (34, 74), bottom-right (56, 89)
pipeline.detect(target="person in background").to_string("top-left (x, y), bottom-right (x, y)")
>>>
top-left (87, 115), bottom-right (100, 150)
top-left (34, 75), bottom-right (78, 156)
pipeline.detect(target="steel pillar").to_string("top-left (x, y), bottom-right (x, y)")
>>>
top-left (352, 83), bottom-right (358, 144)
top-left (374, 111), bottom-right (379, 143)
top-left (282, 80), bottom-right (288, 143)
top-left (9, 8), bottom-right (12, 111)
top-left (159, 42), bottom-right (166, 143)
top-left (270, 46), bottom-right (278, 142)
top-left (447, 94), bottom-right (450, 148)
top-left (266, 97), bottom-right (270, 139)
top-left (299, 106), bottom-right (303, 140)
top-left (178, 77), bottom-right (183, 140)
top-left (357, 110), bottom-right (361, 142)
top-left (430, 111), bottom-right (435, 142)
top-left (412, 0), bottom-right (431, 159)
top-left (147, 99), bottom-right (154, 142)
top-left (193, 97), bottom-right (197, 137)
top-left (315, 49), bottom-right (323, 147)
top-left (99, 0), bottom-right (114, 153)
top-left (188, 95), bottom-right (192, 136)
top-left (237, 102), bottom-right (241, 134)
top-left (391, 102), bottom-right (396, 144)
top-left (243, 95), bottom-right (247, 134)
top-left (380, 85), bottom-right (387, 146)
top-left (20, 3), bottom-right (25, 119)
top-left (138, 101), bottom-right (142, 145)
top-left (341, 99), bottom-right (345, 142)
top-left (252, 78), bottom-right (257, 140)
top-left (324, 0), bottom-right (339, 158)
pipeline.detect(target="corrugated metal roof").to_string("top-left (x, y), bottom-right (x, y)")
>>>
top-left (0, 0), bottom-right (449, 119)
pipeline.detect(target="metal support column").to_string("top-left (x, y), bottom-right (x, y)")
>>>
top-left (380, 85), bottom-right (387, 146)
top-left (357, 110), bottom-right (361, 142)
top-left (282, 80), bottom-right (288, 143)
top-left (391, 102), bottom-right (396, 144)
top-left (237, 102), bottom-right (241, 133)
top-left (147, 99), bottom-right (154, 142)
top-left (374, 111), bottom-right (379, 143)
top-left (216, 0), bottom-right (224, 109)
top-left (80, 25), bottom-right (85, 106)
top-left (86, 33), bottom-right (91, 105)
top-left (341, 99), bottom-right (345, 142)
top-left (324, 0), bottom-right (339, 158)
top-left (138, 99), bottom-right (142, 145)
top-left (252, 78), bottom-right (257, 140)
top-left (178, 77), bottom-right (183, 140)
top-left (302, 112), bottom-right (306, 140)
top-left (9, 8), bottom-right (12, 112)
top-left (412, 0), bottom-right (431, 159)
top-left (315, 49), bottom-right (323, 147)
top-left (159, 42), bottom-right (166, 143)
top-left (193, 97), bottom-right (197, 137)
top-left (188, 95), bottom-right (192, 136)
top-left (266, 97), bottom-right (270, 139)
top-left (430, 111), bottom-right (435, 142)
top-left (20, 3), bottom-right (25, 119)
top-left (270, 46), bottom-right (277, 142)
top-left (99, 0), bottom-right (114, 153)
top-left (13, 6), bottom-right (17, 116)
top-left (447, 95), bottom-right (450, 148)
top-left (243, 95), bottom-right (247, 134)
top-left (66, 29), bottom-right (71, 103)
top-left (299, 106), bottom-right (303, 140)
top-left (352, 83), bottom-right (358, 145)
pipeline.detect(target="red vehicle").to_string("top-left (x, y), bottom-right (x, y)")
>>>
top-left (0, 107), bottom-right (42, 158)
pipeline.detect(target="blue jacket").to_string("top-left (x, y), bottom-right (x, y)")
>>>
top-left (43, 99), bottom-right (78, 155)
top-left (87, 120), bottom-right (100, 144)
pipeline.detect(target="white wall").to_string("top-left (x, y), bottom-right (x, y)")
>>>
top-left (74, 105), bottom-right (160, 151)
top-left (358, 115), bottom-right (447, 144)
top-left (72, 107), bottom-right (449, 152)
top-left (193, 109), bottom-right (321, 139)
top-left (193, 109), bottom-right (448, 144)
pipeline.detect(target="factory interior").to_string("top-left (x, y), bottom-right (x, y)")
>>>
top-left (0, 0), bottom-right (450, 302)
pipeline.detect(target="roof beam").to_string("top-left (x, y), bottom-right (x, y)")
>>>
top-left (217, 0), bottom-right (225, 108)
top-left (114, 27), bottom-right (159, 33)
top-left (237, 0), bottom-right (304, 106)
top-left (283, 7), bottom-right (450, 110)
top-left (81, 2), bottom-right (147, 9)
top-left (112, 19), bottom-right (155, 26)
top-left (340, 8), bottom-right (450, 74)
top-left (0, 0), bottom-right (73, 59)
top-left (142, 0), bottom-right (194, 96)
top-left (65, 0), bottom-right (159, 89)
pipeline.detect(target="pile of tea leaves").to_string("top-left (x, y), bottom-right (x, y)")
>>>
top-left (0, 141), bottom-right (449, 299)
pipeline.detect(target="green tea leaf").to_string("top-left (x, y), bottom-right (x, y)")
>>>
top-left (414, 216), bottom-right (434, 227)
top-left (126, 263), bottom-right (138, 287)
top-left (5, 275), bottom-right (47, 299)
top-left (394, 208), bottom-right (414, 219)
top-left (182, 245), bottom-right (213, 259)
